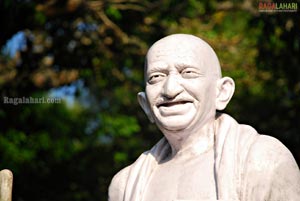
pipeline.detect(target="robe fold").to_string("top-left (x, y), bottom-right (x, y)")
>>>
top-left (109, 113), bottom-right (300, 201)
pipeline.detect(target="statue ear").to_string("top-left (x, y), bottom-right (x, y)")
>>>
top-left (215, 77), bottom-right (235, 111)
top-left (137, 92), bottom-right (155, 123)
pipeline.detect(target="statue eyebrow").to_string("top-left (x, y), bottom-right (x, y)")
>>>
top-left (175, 63), bottom-right (202, 72)
top-left (147, 65), bottom-right (168, 75)
top-left (175, 63), bottom-right (195, 69)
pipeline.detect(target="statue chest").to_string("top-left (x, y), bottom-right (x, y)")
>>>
top-left (143, 148), bottom-right (217, 201)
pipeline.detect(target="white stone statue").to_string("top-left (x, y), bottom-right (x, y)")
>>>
top-left (108, 34), bottom-right (300, 201)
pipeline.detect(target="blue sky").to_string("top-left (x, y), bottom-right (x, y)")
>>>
top-left (2, 31), bottom-right (27, 57)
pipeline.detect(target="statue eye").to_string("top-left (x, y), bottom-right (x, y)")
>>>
top-left (181, 69), bottom-right (199, 78)
top-left (148, 73), bottom-right (165, 84)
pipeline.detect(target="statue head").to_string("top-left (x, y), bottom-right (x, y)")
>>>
top-left (138, 34), bottom-right (235, 134)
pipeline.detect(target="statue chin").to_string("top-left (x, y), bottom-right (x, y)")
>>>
top-left (155, 116), bottom-right (195, 132)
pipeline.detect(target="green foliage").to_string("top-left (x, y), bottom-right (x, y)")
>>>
top-left (34, 11), bottom-right (47, 25)
top-left (106, 6), bottom-right (122, 21)
top-left (100, 114), bottom-right (140, 138)
top-left (0, 0), bottom-right (299, 200)
top-left (0, 129), bottom-right (35, 166)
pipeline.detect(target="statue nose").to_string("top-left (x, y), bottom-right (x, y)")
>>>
top-left (162, 75), bottom-right (183, 99)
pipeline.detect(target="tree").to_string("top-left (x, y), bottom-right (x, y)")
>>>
top-left (0, 0), bottom-right (299, 200)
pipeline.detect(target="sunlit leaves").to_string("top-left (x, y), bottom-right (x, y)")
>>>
top-left (0, 1), bottom-right (299, 201)
top-left (100, 114), bottom-right (140, 138)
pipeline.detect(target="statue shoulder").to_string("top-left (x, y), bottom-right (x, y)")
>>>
top-left (241, 135), bottom-right (300, 200)
top-left (108, 165), bottom-right (131, 201)
top-left (248, 135), bottom-right (298, 168)
top-left (220, 114), bottom-right (298, 169)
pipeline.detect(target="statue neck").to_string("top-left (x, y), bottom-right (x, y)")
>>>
top-left (162, 120), bottom-right (215, 159)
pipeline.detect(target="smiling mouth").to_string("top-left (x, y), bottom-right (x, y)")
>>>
top-left (158, 101), bottom-right (191, 107)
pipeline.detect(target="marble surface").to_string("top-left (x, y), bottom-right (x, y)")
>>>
top-left (109, 34), bottom-right (300, 201)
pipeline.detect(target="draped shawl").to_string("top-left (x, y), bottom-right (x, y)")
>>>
top-left (109, 113), bottom-right (300, 201)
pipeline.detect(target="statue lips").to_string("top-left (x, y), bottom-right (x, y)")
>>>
top-left (157, 100), bottom-right (193, 116)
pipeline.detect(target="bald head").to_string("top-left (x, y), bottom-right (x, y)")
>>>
top-left (138, 33), bottom-right (235, 132)
top-left (145, 34), bottom-right (222, 80)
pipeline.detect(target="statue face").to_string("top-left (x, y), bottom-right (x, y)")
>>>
top-left (145, 36), bottom-right (218, 132)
